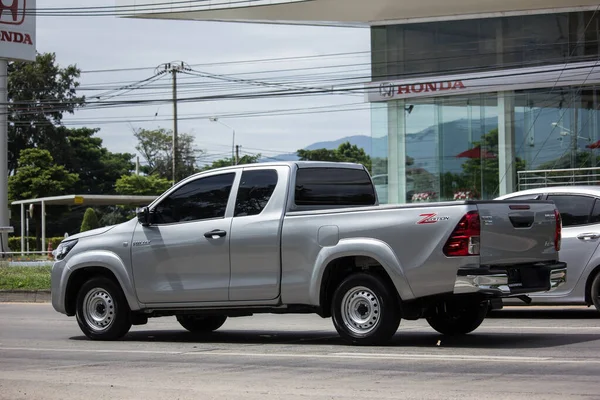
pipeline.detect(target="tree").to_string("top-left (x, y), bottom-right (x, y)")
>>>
top-left (115, 174), bottom-right (172, 196)
top-left (539, 151), bottom-right (599, 170)
top-left (133, 128), bottom-right (202, 182)
top-left (8, 149), bottom-right (79, 249)
top-left (200, 154), bottom-right (262, 172)
top-left (80, 208), bottom-right (100, 232)
top-left (296, 148), bottom-right (339, 162)
top-left (297, 141), bottom-right (372, 170)
top-left (51, 127), bottom-right (134, 194)
top-left (8, 53), bottom-right (85, 175)
top-left (8, 149), bottom-right (79, 201)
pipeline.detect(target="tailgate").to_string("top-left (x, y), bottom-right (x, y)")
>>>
top-left (475, 200), bottom-right (559, 266)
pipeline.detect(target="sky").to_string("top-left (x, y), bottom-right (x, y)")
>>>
top-left (34, 0), bottom-right (373, 164)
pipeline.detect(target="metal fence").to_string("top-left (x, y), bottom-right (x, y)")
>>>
top-left (517, 167), bottom-right (600, 191)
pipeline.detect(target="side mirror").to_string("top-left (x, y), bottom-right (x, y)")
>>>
top-left (136, 207), bottom-right (151, 226)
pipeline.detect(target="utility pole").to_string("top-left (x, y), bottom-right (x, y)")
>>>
top-left (155, 61), bottom-right (189, 185)
top-left (235, 145), bottom-right (240, 165)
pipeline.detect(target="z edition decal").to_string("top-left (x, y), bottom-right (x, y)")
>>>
top-left (417, 213), bottom-right (450, 224)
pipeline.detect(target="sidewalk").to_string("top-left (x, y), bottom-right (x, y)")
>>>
top-left (0, 290), bottom-right (51, 303)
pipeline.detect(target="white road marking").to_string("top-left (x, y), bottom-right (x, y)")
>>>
top-left (2, 346), bottom-right (600, 364)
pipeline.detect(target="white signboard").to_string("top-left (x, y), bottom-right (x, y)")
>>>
top-left (365, 61), bottom-right (600, 102)
top-left (0, 0), bottom-right (36, 62)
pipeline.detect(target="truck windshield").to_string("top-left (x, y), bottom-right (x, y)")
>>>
top-left (295, 167), bottom-right (376, 207)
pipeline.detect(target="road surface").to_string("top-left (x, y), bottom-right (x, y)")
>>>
top-left (1, 303), bottom-right (599, 399)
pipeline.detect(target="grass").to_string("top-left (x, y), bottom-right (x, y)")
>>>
top-left (0, 265), bottom-right (52, 290)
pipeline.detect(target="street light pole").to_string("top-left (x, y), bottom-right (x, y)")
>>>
top-left (209, 117), bottom-right (236, 165)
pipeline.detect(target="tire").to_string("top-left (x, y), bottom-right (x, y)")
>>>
top-left (331, 273), bottom-right (401, 346)
top-left (591, 272), bottom-right (600, 313)
top-left (426, 300), bottom-right (488, 336)
top-left (75, 277), bottom-right (132, 340)
top-left (177, 315), bottom-right (228, 333)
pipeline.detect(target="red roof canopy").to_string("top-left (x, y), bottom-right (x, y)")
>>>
top-left (456, 146), bottom-right (496, 159)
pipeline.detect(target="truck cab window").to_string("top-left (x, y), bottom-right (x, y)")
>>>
top-left (234, 169), bottom-right (278, 217)
top-left (153, 173), bottom-right (235, 224)
top-left (295, 167), bottom-right (376, 206)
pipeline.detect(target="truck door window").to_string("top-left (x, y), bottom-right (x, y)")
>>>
top-left (153, 173), bottom-right (236, 224)
top-left (295, 168), bottom-right (376, 206)
top-left (589, 199), bottom-right (600, 224)
top-left (547, 194), bottom-right (595, 227)
top-left (234, 169), bottom-right (278, 217)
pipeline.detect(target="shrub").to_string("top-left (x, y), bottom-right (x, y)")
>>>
top-left (7, 236), bottom-right (66, 252)
top-left (80, 208), bottom-right (99, 232)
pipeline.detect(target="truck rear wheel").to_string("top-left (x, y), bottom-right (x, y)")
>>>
top-left (331, 273), bottom-right (401, 345)
top-left (426, 300), bottom-right (488, 336)
top-left (177, 315), bottom-right (228, 333)
top-left (590, 272), bottom-right (600, 312)
top-left (75, 277), bottom-right (132, 340)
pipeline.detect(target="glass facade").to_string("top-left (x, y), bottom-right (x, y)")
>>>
top-left (370, 11), bottom-right (600, 204)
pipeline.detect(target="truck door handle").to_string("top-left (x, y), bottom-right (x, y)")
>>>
top-left (204, 229), bottom-right (227, 239)
top-left (577, 233), bottom-right (600, 241)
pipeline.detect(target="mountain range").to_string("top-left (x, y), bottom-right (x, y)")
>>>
top-left (268, 110), bottom-right (568, 172)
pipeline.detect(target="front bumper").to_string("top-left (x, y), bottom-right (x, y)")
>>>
top-left (51, 260), bottom-right (68, 314)
top-left (454, 262), bottom-right (567, 297)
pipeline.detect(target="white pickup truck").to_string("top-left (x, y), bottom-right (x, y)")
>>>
top-left (51, 161), bottom-right (566, 345)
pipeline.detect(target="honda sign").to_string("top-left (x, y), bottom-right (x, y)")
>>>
top-left (0, 0), bottom-right (35, 62)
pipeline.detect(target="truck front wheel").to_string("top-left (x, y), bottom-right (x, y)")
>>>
top-left (331, 273), bottom-right (401, 345)
top-left (177, 315), bottom-right (228, 333)
top-left (75, 277), bottom-right (132, 340)
top-left (426, 300), bottom-right (488, 336)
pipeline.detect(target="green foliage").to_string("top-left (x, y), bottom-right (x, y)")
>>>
top-left (8, 149), bottom-right (79, 201)
top-left (8, 52), bottom-right (85, 175)
top-left (200, 154), bottom-right (262, 172)
top-left (0, 266), bottom-right (51, 290)
top-left (134, 128), bottom-right (202, 182)
top-left (80, 208), bottom-right (100, 232)
top-left (8, 236), bottom-right (64, 253)
top-left (297, 141), bottom-right (372, 170)
top-left (538, 151), bottom-right (599, 170)
top-left (51, 127), bottom-right (134, 194)
top-left (97, 208), bottom-right (135, 226)
top-left (115, 174), bottom-right (172, 196)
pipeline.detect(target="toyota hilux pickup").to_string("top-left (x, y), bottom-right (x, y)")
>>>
top-left (51, 161), bottom-right (566, 345)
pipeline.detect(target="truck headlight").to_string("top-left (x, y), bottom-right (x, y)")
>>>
top-left (54, 240), bottom-right (78, 261)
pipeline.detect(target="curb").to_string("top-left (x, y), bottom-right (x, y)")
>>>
top-left (0, 290), bottom-right (51, 303)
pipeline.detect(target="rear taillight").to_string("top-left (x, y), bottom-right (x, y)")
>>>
top-left (443, 211), bottom-right (481, 257)
top-left (554, 209), bottom-right (562, 252)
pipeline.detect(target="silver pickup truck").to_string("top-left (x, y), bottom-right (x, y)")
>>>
top-left (51, 161), bottom-right (566, 345)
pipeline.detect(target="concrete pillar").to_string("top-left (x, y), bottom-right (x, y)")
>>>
top-left (387, 100), bottom-right (407, 204)
top-left (498, 91), bottom-right (516, 196)
top-left (20, 204), bottom-right (24, 256)
top-left (41, 201), bottom-right (46, 253)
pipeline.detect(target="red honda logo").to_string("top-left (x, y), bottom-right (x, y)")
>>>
top-left (0, 0), bottom-right (25, 26)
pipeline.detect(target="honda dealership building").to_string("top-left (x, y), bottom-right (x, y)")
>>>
top-left (121, 0), bottom-right (600, 203)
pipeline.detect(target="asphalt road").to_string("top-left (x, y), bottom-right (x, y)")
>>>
top-left (1, 304), bottom-right (600, 400)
